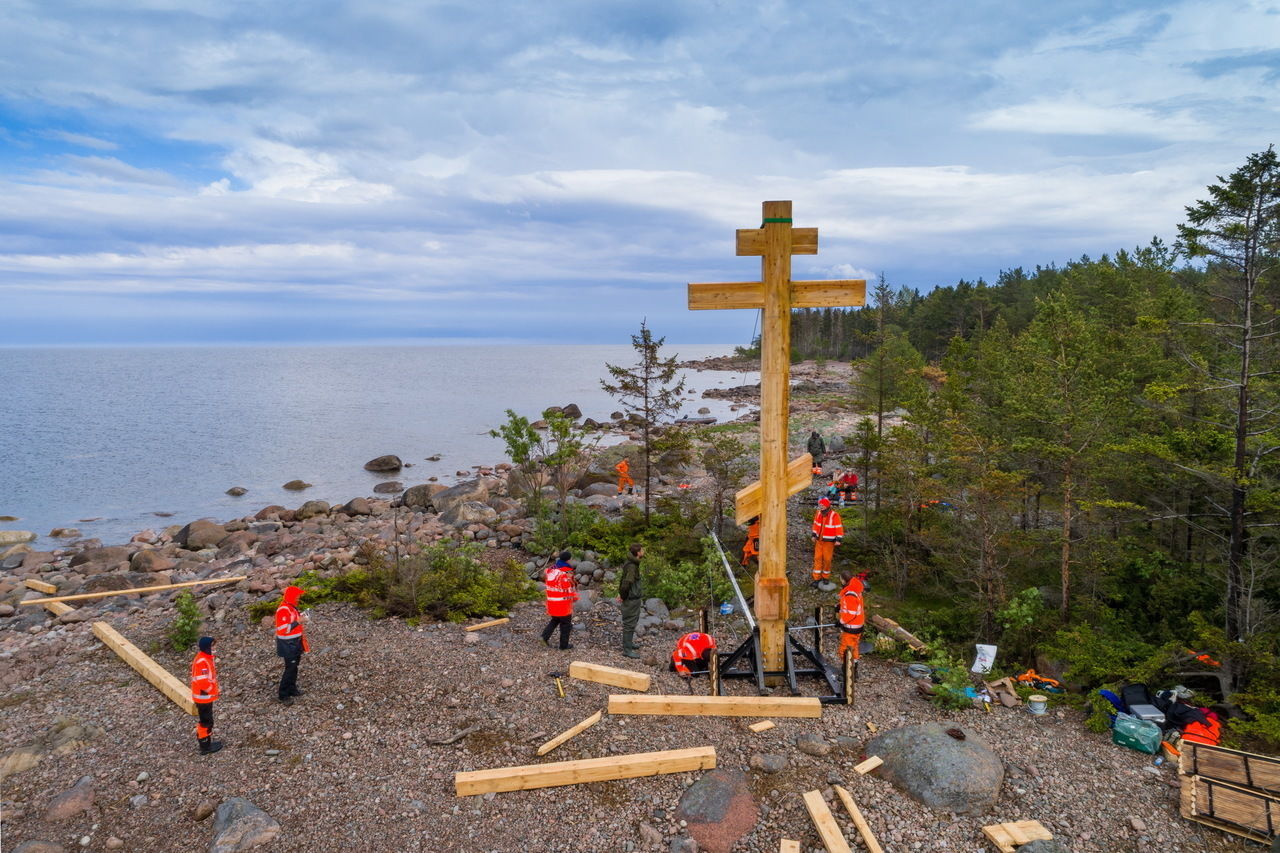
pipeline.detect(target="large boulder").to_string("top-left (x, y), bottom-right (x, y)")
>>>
top-left (0, 531), bottom-right (36, 546)
top-left (363, 455), bottom-right (403, 472)
top-left (69, 545), bottom-right (130, 569)
top-left (43, 775), bottom-right (94, 821)
top-left (561, 403), bottom-right (583, 419)
top-left (431, 479), bottom-right (490, 516)
top-left (864, 722), bottom-right (1003, 814)
top-left (440, 501), bottom-right (499, 527)
top-left (295, 500), bottom-right (330, 520)
top-left (341, 497), bottom-right (372, 516)
top-left (281, 480), bottom-right (311, 491)
top-left (130, 550), bottom-right (176, 573)
top-left (210, 797), bottom-right (281, 853)
top-left (401, 483), bottom-right (447, 509)
top-left (176, 521), bottom-right (228, 550)
top-left (372, 481), bottom-right (403, 494)
top-left (676, 769), bottom-right (758, 853)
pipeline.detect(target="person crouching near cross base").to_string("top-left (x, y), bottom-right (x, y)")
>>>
top-left (619, 543), bottom-right (644, 659)
top-left (191, 636), bottom-right (223, 754)
top-left (670, 631), bottom-right (716, 678)
top-left (275, 585), bottom-right (309, 705)
top-left (811, 497), bottom-right (844, 588)
top-left (542, 550), bottom-right (579, 650)
top-left (838, 571), bottom-right (868, 662)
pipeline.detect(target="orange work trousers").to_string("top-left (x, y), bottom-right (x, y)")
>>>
top-left (617, 473), bottom-right (634, 493)
top-left (838, 631), bottom-right (862, 661)
top-left (812, 540), bottom-right (835, 581)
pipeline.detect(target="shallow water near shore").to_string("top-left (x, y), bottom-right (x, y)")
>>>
top-left (0, 344), bottom-right (754, 548)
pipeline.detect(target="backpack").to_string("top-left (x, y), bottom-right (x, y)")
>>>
top-left (1120, 683), bottom-right (1155, 712)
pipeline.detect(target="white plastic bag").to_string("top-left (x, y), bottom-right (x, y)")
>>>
top-left (970, 643), bottom-right (997, 674)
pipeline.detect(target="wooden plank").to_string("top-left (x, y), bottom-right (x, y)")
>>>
top-left (44, 601), bottom-right (75, 617)
top-left (536, 710), bottom-right (603, 757)
top-left (464, 617), bottom-right (510, 632)
top-left (737, 227), bottom-right (818, 256)
top-left (24, 579), bottom-right (58, 594)
top-left (748, 720), bottom-right (775, 733)
top-left (779, 841), bottom-right (800, 853)
top-left (1181, 741), bottom-right (1280, 795)
top-left (981, 820), bottom-right (1052, 853)
top-left (608, 694), bottom-right (822, 719)
top-left (688, 281), bottom-right (763, 311)
top-left (91, 621), bottom-right (196, 716)
top-left (853, 755), bottom-right (882, 775)
top-left (869, 614), bottom-right (929, 652)
top-left (1181, 772), bottom-right (1280, 842)
top-left (791, 279), bottom-right (867, 309)
top-left (734, 453), bottom-right (813, 525)
top-left (802, 789), bottom-right (852, 853)
top-left (569, 661), bottom-right (651, 692)
top-left (455, 746), bottom-right (715, 796)
top-left (21, 576), bottom-right (247, 606)
top-left (833, 785), bottom-right (884, 853)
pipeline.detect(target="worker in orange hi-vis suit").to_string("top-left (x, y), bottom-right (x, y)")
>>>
top-left (837, 572), bottom-right (867, 661)
top-left (810, 498), bottom-right (844, 588)
top-left (615, 458), bottom-right (635, 494)
top-left (740, 516), bottom-right (760, 568)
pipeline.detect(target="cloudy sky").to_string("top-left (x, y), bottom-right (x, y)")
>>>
top-left (2, 1), bottom-right (1278, 345)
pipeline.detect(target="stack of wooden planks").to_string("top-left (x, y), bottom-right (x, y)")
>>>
top-left (1179, 741), bottom-right (1279, 844)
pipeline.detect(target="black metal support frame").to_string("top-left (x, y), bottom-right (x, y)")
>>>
top-left (714, 605), bottom-right (853, 703)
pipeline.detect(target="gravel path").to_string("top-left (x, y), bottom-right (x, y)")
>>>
top-left (0, 595), bottom-right (1251, 852)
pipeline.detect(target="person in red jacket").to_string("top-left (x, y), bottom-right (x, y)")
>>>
top-left (837, 572), bottom-right (867, 661)
top-left (190, 636), bottom-right (222, 754)
top-left (670, 632), bottom-right (716, 677)
top-left (837, 470), bottom-right (859, 506)
top-left (541, 550), bottom-right (579, 650)
top-left (811, 498), bottom-right (844, 587)
top-left (275, 585), bottom-right (308, 705)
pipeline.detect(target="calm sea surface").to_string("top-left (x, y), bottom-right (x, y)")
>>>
top-left (0, 345), bottom-right (756, 548)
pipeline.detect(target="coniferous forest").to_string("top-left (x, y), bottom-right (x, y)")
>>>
top-left (755, 147), bottom-right (1280, 748)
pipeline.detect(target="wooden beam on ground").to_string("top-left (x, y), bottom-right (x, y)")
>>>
top-left (569, 661), bottom-right (651, 692)
top-left (536, 710), bottom-right (603, 757)
top-left (608, 694), bottom-right (822, 719)
top-left (733, 453), bottom-right (814, 525)
top-left (44, 601), bottom-right (75, 617)
top-left (779, 841), bottom-right (800, 853)
top-left (869, 614), bottom-right (929, 652)
top-left (853, 755), bottom-right (883, 775)
top-left (455, 746), bottom-right (716, 796)
top-left (980, 820), bottom-right (1052, 853)
top-left (91, 621), bottom-right (195, 716)
top-left (24, 579), bottom-right (57, 594)
top-left (749, 720), bottom-right (776, 733)
top-left (21, 576), bottom-right (247, 606)
top-left (834, 785), bottom-right (884, 853)
top-left (802, 789), bottom-right (852, 853)
top-left (464, 617), bottom-right (510, 632)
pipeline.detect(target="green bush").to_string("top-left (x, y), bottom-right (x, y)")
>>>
top-left (644, 537), bottom-right (737, 611)
top-left (168, 592), bottom-right (202, 651)
top-left (1228, 687), bottom-right (1280, 752)
top-left (926, 650), bottom-right (975, 711)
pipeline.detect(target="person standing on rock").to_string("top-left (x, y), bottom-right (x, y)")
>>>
top-left (807, 430), bottom-right (826, 474)
top-left (837, 571), bottom-right (868, 662)
top-left (615, 458), bottom-right (635, 495)
top-left (810, 497), bottom-right (843, 589)
top-left (618, 543), bottom-right (644, 659)
top-left (541, 551), bottom-right (578, 650)
top-left (275, 585), bottom-right (309, 704)
top-left (190, 636), bottom-right (223, 754)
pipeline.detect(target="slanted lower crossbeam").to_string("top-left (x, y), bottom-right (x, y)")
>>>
top-left (608, 694), bottom-right (821, 718)
top-left (455, 746), bottom-right (716, 796)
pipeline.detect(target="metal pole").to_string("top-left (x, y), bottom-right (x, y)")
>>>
top-left (710, 531), bottom-right (756, 632)
top-left (813, 606), bottom-right (822, 656)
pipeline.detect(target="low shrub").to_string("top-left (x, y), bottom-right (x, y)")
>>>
top-left (168, 591), bottom-right (202, 651)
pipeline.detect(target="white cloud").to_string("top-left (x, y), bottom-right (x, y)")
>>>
top-left (44, 130), bottom-right (118, 150)
top-left (971, 97), bottom-right (1214, 141)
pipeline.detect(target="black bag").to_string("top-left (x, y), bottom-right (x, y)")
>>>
top-left (1121, 683), bottom-right (1155, 712)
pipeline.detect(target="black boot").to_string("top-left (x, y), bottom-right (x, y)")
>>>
top-left (198, 737), bottom-right (224, 755)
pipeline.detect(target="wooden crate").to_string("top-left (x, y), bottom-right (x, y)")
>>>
top-left (1180, 773), bottom-right (1279, 844)
top-left (1180, 741), bottom-right (1280, 796)
top-left (981, 820), bottom-right (1052, 852)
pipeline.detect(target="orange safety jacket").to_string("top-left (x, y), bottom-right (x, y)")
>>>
top-left (672, 632), bottom-right (716, 675)
top-left (742, 520), bottom-right (760, 560)
top-left (615, 459), bottom-right (630, 475)
top-left (838, 576), bottom-right (865, 634)
top-left (190, 650), bottom-right (219, 704)
top-left (1182, 715), bottom-right (1223, 746)
top-left (275, 602), bottom-right (304, 641)
top-left (812, 508), bottom-right (844, 541)
top-left (544, 564), bottom-right (578, 618)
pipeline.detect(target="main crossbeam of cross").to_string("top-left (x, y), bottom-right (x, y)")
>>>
top-left (688, 200), bottom-right (865, 674)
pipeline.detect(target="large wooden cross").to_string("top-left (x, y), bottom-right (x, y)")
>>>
top-left (688, 200), bottom-right (866, 674)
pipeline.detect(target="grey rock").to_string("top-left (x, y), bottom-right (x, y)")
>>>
top-left (573, 589), bottom-right (600, 613)
top-left (865, 722), bottom-right (1004, 814)
top-left (372, 481), bottom-right (403, 494)
top-left (1, 551), bottom-right (26, 570)
top-left (562, 403), bottom-right (583, 418)
top-left (69, 545), bottom-right (130, 568)
top-left (1020, 841), bottom-right (1073, 853)
top-left (130, 549), bottom-right (176, 573)
top-left (129, 793), bottom-right (148, 808)
top-left (440, 501), bottom-right (499, 527)
top-left (13, 842), bottom-right (68, 853)
top-left (363, 455), bottom-right (403, 472)
top-left (644, 598), bottom-right (670, 620)
top-left (432, 479), bottom-right (491, 516)
top-left (295, 500), bottom-right (330, 520)
top-left (0, 530), bottom-right (36, 546)
top-left (401, 483), bottom-right (447, 509)
top-left (281, 479), bottom-right (311, 491)
top-left (341, 498), bottom-right (372, 516)
top-left (638, 822), bottom-right (663, 847)
top-left (225, 487), bottom-right (247, 497)
top-left (43, 774), bottom-right (94, 821)
top-left (795, 733), bottom-right (832, 757)
top-left (176, 521), bottom-right (228, 550)
top-left (210, 797), bottom-right (281, 853)
top-left (192, 800), bottom-right (216, 821)
top-left (748, 753), bottom-right (787, 773)
top-left (49, 527), bottom-right (80, 538)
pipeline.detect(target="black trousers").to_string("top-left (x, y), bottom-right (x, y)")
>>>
top-left (542, 615), bottom-right (573, 649)
top-left (196, 702), bottom-right (214, 738)
top-left (279, 655), bottom-right (301, 699)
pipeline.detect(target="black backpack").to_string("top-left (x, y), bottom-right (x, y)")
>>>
top-left (1121, 683), bottom-right (1155, 711)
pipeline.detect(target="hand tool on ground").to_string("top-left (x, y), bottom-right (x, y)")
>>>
top-left (548, 671), bottom-right (566, 698)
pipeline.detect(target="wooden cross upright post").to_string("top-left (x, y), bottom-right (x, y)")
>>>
top-left (689, 200), bottom-right (865, 675)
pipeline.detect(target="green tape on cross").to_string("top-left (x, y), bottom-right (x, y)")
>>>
top-left (761, 217), bottom-right (793, 225)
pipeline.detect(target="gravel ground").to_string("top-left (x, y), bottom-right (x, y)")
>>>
top-left (0, 592), bottom-right (1253, 853)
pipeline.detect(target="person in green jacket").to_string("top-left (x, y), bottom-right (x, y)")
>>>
top-left (619, 542), bottom-right (644, 659)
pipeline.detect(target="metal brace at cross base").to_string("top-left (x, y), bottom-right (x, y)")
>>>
top-left (707, 532), bottom-right (856, 705)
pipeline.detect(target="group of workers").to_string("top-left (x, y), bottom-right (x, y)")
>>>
top-left (187, 584), bottom-right (311, 755)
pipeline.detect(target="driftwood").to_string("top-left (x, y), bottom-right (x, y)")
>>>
top-left (869, 614), bottom-right (928, 652)
top-left (427, 724), bottom-right (481, 746)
